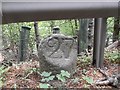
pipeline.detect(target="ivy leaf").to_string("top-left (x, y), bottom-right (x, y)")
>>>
top-left (41, 78), bottom-right (46, 82)
top-left (56, 74), bottom-right (66, 82)
top-left (72, 77), bottom-right (79, 83)
top-left (40, 71), bottom-right (52, 77)
top-left (0, 66), bottom-right (9, 76)
top-left (0, 80), bottom-right (3, 87)
top-left (0, 66), bottom-right (4, 71)
top-left (48, 76), bottom-right (55, 81)
top-left (61, 70), bottom-right (70, 78)
top-left (83, 76), bottom-right (94, 84)
top-left (93, 70), bottom-right (97, 75)
top-left (41, 76), bottom-right (55, 82)
top-left (82, 69), bottom-right (87, 74)
top-left (39, 83), bottom-right (50, 88)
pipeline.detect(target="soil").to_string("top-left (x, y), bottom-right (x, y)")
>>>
top-left (1, 48), bottom-right (119, 89)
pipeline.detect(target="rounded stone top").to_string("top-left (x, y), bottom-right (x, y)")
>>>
top-left (52, 26), bottom-right (60, 34)
top-left (22, 26), bottom-right (31, 30)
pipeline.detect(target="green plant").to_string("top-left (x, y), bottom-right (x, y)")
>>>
top-left (83, 84), bottom-right (90, 88)
top-left (0, 66), bottom-right (10, 87)
top-left (0, 66), bottom-right (9, 76)
top-left (41, 75), bottom-right (55, 82)
top-left (82, 69), bottom-right (87, 75)
top-left (71, 77), bottom-right (80, 84)
top-left (24, 68), bottom-right (40, 79)
top-left (40, 71), bottom-right (55, 82)
top-left (82, 76), bottom-right (94, 84)
top-left (38, 70), bottom-right (70, 88)
top-left (13, 83), bottom-right (17, 88)
top-left (40, 71), bottom-right (52, 77)
top-left (10, 83), bottom-right (18, 88)
top-left (93, 70), bottom-right (97, 75)
top-left (77, 55), bottom-right (91, 67)
top-left (27, 68), bottom-right (40, 74)
top-left (39, 71), bottom-right (55, 88)
top-left (105, 51), bottom-right (119, 63)
top-left (56, 70), bottom-right (70, 82)
top-left (0, 78), bottom-right (3, 87)
top-left (39, 83), bottom-right (51, 88)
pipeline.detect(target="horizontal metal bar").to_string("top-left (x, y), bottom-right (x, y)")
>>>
top-left (2, 2), bottom-right (119, 24)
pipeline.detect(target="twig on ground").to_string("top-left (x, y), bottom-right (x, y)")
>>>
top-left (95, 68), bottom-right (120, 88)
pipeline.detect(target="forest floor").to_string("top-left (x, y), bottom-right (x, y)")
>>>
top-left (0, 47), bottom-right (120, 89)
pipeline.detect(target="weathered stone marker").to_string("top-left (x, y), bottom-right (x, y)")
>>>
top-left (38, 32), bottom-right (77, 75)
top-left (52, 26), bottom-right (60, 34)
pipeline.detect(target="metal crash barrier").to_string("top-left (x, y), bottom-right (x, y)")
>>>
top-left (1, 1), bottom-right (120, 68)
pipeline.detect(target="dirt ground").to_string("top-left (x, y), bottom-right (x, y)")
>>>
top-left (1, 58), bottom-right (119, 89)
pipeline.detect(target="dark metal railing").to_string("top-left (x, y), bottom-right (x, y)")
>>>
top-left (2, 2), bottom-right (119, 24)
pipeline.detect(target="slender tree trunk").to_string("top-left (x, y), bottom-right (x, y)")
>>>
top-left (34, 21), bottom-right (40, 51)
top-left (87, 18), bottom-right (94, 52)
top-left (0, 25), bottom-right (2, 52)
top-left (0, 4), bottom-right (1, 25)
top-left (113, 17), bottom-right (120, 42)
top-left (69, 19), bottom-right (75, 35)
top-left (0, 15), bottom-right (3, 63)
top-left (74, 19), bottom-right (78, 29)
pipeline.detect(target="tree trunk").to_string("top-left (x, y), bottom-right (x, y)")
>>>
top-left (87, 18), bottom-right (94, 52)
top-left (0, 23), bottom-right (2, 52)
top-left (69, 19), bottom-right (75, 35)
top-left (113, 17), bottom-right (120, 42)
top-left (0, 20), bottom-right (3, 64)
top-left (34, 21), bottom-right (41, 51)
top-left (74, 19), bottom-right (78, 29)
top-left (106, 40), bottom-right (119, 50)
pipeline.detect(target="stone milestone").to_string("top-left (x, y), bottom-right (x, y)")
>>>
top-left (38, 34), bottom-right (77, 75)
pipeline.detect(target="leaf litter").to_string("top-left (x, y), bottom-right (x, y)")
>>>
top-left (0, 49), bottom-right (119, 89)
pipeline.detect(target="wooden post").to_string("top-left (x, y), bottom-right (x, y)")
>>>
top-left (19, 26), bottom-right (31, 62)
top-left (78, 19), bottom-right (88, 54)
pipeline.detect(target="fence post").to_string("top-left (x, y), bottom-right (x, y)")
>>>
top-left (19, 26), bottom-right (31, 62)
top-left (92, 18), bottom-right (107, 68)
top-left (78, 19), bottom-right (88, 54)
